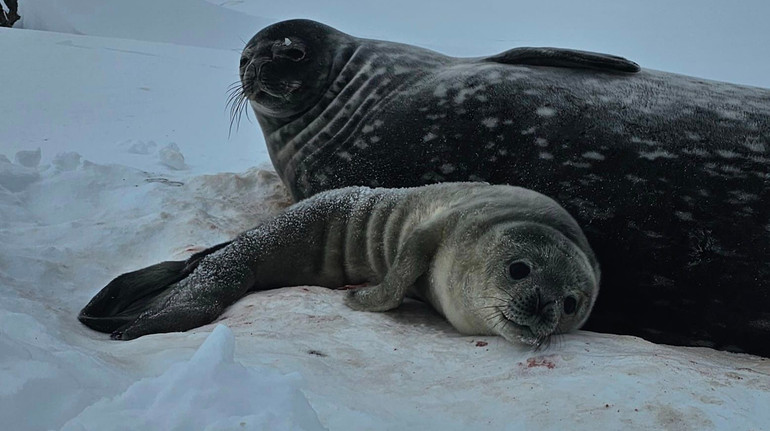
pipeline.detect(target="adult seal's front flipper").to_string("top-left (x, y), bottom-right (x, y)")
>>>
top-left (482, 47), bottom-right (640, 73)
top-left (78, 241), bottom-right (232, 338)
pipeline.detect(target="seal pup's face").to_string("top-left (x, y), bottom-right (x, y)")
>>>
top-left (236, 19), bottom-right (351, 120)
top-left (439, 222), bottom-right (600, 347)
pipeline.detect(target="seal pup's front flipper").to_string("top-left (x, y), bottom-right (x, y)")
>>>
top-left (344, 220), bottom-right (443, 312)
top-left (78, 241), bottom-right (233, 335)
top-left (482, 47), bottom-right (640, 73)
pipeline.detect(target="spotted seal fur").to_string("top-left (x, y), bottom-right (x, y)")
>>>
top-left (234, 19), bottom-right (770, 356)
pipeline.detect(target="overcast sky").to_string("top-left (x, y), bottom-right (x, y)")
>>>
top-left (220, 0), bottom-right (770, 88)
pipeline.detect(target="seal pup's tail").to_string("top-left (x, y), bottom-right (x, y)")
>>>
top-left (78, 242), bottom-right (231, 335)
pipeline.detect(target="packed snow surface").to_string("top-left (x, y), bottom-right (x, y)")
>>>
top-left (2, 1), bottom-right (770, 430)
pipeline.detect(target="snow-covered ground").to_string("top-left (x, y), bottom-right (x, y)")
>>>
top-left (2, 1), bottom-right (769, 430)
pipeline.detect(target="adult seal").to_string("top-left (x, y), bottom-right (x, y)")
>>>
top-left (235, 19), bottom-right (770, 356)
top-left (79, 183), bottom-right (600, 344)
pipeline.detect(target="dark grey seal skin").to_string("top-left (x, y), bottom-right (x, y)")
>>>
top-left (235, 19), bottom-right (770, 356)
top-left (79, 183), bottom-right (600, 344)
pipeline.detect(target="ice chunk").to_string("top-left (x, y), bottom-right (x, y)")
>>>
top-left (158, 143), bottom-right (188, 170)
top-left (0, 162), bottom-right (40, 191)
top-left (14, 148), bottom-right (41, 168)
top-left (61, 325), bottom-right (326, 431)
top-left (52, 152), bottom-right (82, 171)
top-left (121, 139), bottom-right (158, 155)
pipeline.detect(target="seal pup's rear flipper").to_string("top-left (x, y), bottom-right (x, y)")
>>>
top-left (78, 241), bottom-right (232, 334)
top-left (482, 47), bottom-right (640, 73)
top-left (78, 260), bottom-right (189, 333)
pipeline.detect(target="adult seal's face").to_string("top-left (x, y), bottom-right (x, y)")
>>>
top-left (238, 19), bottom-right (352, 120)
top-left (439, 221), bottom-right (599, 346)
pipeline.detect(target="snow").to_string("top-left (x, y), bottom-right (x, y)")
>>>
top-left (1, 1), bottom-right (769, 430)
top-left (60, 325), bottom-right (325, 431)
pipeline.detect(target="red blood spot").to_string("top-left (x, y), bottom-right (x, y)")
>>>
top-left (475, 341), bottom-right (488, 347)
top-left (526, 357), bottom-right (556, 369)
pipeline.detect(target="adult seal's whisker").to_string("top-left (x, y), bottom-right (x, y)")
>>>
top-left (225, 82), bottom-right (251, 136)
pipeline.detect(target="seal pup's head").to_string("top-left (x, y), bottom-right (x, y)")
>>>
top-left (436, 218), bottom-right (600, 348)
top-left (234, 19), bottom-right (356, 123)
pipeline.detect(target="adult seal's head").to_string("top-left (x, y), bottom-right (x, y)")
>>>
top-left (236, 19), bottom-right (357, 121)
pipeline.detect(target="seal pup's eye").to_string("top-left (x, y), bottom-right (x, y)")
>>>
top-left (563, 295), bottom-right (578, 315)
top-left (508, 261), bottom-right (531, 280)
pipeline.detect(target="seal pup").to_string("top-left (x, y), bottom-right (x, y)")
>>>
top-left (79, 183), bottom-right (600, 344)
top-left (235, 19), bottom-right (770, 356)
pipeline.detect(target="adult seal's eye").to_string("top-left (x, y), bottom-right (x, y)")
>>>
top-left (508, 261), bottom-right (531, 280)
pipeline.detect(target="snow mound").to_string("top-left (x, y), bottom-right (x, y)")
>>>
top-left (0, 310), bottom-right (132, 431)
top-left (61, 325), bottom-right (326, 431)
top-left (14, 148), bottom-right (41, 168)
top-left (121, 139), bottom-right (158, 155)
top-left (158, 143), bottom-right (188, 170)
top-left (52, 151), bottom-right (82, 171)
top-left (0, 155), bottom-right (40, 191)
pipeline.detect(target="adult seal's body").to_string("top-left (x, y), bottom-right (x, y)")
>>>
top-left (79, 183), bottom-right (600, 344)
top-left (236, 19), bottom-right (770, 356)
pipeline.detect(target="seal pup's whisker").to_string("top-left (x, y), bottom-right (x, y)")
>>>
top-left (479, 309), bottom-right (507, 333)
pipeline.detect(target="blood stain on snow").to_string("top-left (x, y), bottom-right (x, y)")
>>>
top-left (523, 357), bottom-right (557, 369)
